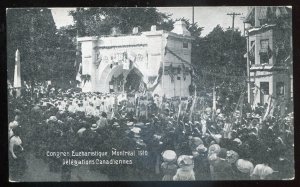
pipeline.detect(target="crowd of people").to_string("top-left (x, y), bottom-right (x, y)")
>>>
top-left (8, 85), bottom-right (294, 181)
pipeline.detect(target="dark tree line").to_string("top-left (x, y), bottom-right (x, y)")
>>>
top-left (7, 8), bottom-right (77, 89)
top-left (7, 7), bottom-right (246, 103)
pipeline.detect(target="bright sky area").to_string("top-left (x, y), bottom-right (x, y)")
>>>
top-left (50, 7), bottom-right (249, 37)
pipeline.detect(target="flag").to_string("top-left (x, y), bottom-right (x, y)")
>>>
top-left (76, 63), bottom-right (82, 82)
top-left (212, 83), bottom-right (217, 119)
top-left (138, 81), bottom-right (146, 93)
top-left (189, 88), bottom-right (197, 121)
top-left (177, 98), bottom-right (182, 123)
top-left (239, 93), bottom-right (244, 122)
top-left (262, 95), bottom-right (275, 121)
top-left (147, 61), bottom-right (163, 91)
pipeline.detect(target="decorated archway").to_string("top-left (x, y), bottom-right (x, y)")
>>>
top-left (124, 68), bottom-right (144, 93)
top-left (98, 63), bottom-right (145, 93)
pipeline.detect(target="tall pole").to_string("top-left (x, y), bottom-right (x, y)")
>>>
top-left (192, 6), bottom-right (195, 25)
top-left (227, 12), bottom-right (241, 44)
top-left (246, 29), bottom-right (251, 104)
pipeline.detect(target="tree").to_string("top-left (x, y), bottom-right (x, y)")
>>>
top-left (54, 25), bottom-right (78, 82)
top-left (7, 8), bottom-right (78, 92)
top-left (69, 7), bottom-right (174, 36)
top-left (7, 8), bottom-right (58, 87)
top-left (192, 25), bottom-right (247, 106)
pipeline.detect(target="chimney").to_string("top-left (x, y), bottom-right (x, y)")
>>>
top-left (132, 27), bottom-right (139, 34)
top-left (151, 25), bottom-right (156, 32)
top-left (171, 20), bottom-right (191, 36)
top-left (254, 7), bottom-right (260, 27)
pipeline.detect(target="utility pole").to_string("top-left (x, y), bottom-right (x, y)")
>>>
top-left (227, 12), bottom-right (241, 44)
top-left (192, 6), bottom-right (194, 25)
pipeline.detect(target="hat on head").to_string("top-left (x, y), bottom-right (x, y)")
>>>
top-left (251, 164), bottom-right (274, 179)
top-left (208, 144), bottom-right (221, 156)
top-left (196, 144), bottom-right (207, 153)
top-left (57, 120), bottom-right (63, 125)
top-left (112, 122), bottom-right (120, 127)
top-left (233, 138), bottom-right (242, 146)
top-left (49, 116), bottom-right (58, 122)
top-left (205, 107), bottom-right (212, 113)
top-left (226, 150), bottom-right (239, 164)
top-left (236, 159), bottom-right (254, 174)
top-left (162, 150), bottom-right (177, 162)
top-left (131, 127), bottom-right (141, 134)
top-left (192, 137), bottom-right (203, 146)
top-left (211, 134), bottom-right (222, 144)
top-left (127, 121), bottom-right (134, 126)
top-left (77, 127), bottom-right (86, 137)
top-left (177, 155), bottom-right (194, 168)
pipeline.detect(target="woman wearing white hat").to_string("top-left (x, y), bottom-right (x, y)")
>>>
top-left (251, 163), bottom-right (275, 180)
top-left (235, 159), bottom-right (254, 180)
top-left (161, 150), bottom-right (178, 181)
top-left (173, 155), bottom-right (195, 181)
top-left (193, 144), bottom-right (210, 180)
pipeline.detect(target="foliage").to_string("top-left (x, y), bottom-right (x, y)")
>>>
top-left (80, 74), bottom-right (91, 85)
top-left (69, 7), bottom-right (174, 36)
top-left (7, 8), bottom-right (55, 82)
top-left (192, 25), bottom-right (247, 101)
top-left (7, 8), bottom-right (77, 88)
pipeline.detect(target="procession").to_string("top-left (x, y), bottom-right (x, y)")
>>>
top-left (8, 83), bottom-right (294, 181)
top-left (7, 7), bottom-right (294, 182)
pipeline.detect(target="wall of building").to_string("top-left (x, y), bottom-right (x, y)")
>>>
top-left (158, 34), bottom-right (192, 97)
top-left (78, 22), bottom-right (193, 97)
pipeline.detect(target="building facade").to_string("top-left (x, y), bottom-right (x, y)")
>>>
top-left (244, 6), bottom-right (292, 107)
top-left (78, 21), bottom-right (194, 98)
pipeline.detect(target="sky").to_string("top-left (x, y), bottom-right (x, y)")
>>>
top-left (51, 7), bottom-right (249, 37)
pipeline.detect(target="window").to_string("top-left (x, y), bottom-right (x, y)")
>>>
top-left (260, 39), bottom-right (269, 50)
top-left (260, 82), bottom-right (269, 95)
top-left (260, 53), bottom-right (269, 64)
top-left (177, 77), bottom-right (181, 80)
top-left (249, 41), bottom-right (255, 63)
top-left (260, 39), bottom-right (270, 64)
top-left (183, 42), bottom-right (188, 48)
top-left (276, 82), bottom-right (285, 96)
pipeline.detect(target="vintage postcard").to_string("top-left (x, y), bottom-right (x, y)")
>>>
top-left (7, 6), bottom-right (294, 181)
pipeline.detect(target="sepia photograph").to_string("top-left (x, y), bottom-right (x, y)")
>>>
top-left (6, 6), bottom-right (294, 182)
